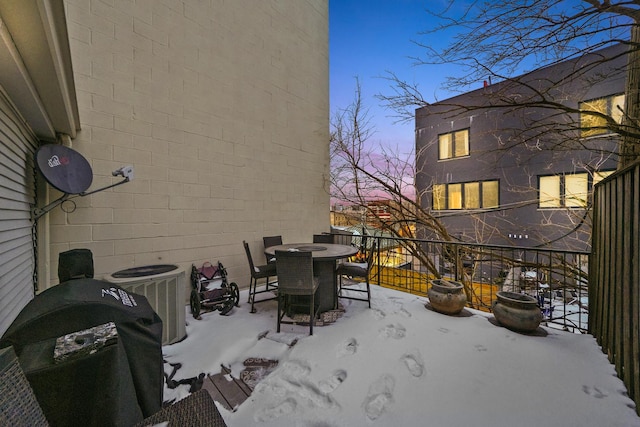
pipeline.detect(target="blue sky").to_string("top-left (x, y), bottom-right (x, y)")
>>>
top-left (329, 0), bottom-right (454, 154)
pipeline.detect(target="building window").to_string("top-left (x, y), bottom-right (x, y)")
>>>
top-left (593, 170), bottom-right (614, 185)
top-left (579, 94), bottom-right (625, 138)
top-left (539, 176), bottom-right (562, 208)
top-left (538, 171), bottom-right (613, 208)
top-left (564, 174), bottom-right (588, 207)
top-left (432, 180), bottom-right (499, 210)
top-left (438, 129), bottom-right (469, 160)
top-left (433, 184), bottom-right (446, 210)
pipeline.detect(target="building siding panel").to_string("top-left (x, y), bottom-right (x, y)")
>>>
top-left (0, 88), bottom-right (38, 336)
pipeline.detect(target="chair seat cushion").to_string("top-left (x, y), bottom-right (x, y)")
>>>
top-left (336, 262), bottom-right (367, 277)
top-left (255, 263), bottom-right (277, 275)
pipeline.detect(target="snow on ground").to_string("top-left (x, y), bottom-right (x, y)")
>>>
top-left (161, 284), bottom-right (640, 426)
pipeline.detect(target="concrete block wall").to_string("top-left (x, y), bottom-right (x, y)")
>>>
top-left (44, 0), bottom-right (330, 290)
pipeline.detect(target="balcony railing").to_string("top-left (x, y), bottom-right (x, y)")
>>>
top-left (336, 233), bottom-right (590, 333)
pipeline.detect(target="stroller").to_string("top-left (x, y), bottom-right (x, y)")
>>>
top-left (190, 261), bottom-right (239, 319)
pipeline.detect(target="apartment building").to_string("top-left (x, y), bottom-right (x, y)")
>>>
top-left (415, 44), bottom-right (627, 251)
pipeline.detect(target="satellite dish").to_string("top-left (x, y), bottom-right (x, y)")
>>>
top-left (36, 144), bottom-right (93, 195)
top-left (32, 144), bottom-right (132, 221)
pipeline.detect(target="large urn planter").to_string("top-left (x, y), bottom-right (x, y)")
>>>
top-left (492, 291), bottom-right (543, 333)
top-left (427, 279), bottom-right (467, 315)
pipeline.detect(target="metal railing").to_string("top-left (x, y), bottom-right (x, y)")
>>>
top-left (335, 233), bottom-right (590, 333)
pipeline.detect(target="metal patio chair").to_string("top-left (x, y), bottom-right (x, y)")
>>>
top-left (337, 241), bottom-right (376, 308)
top-left (331, 228), bottom-right (354, 246)
top-left (243, 241), bottom-right (278, 313)
top-left (263, 235), bottom-right (283, 263)
top-left (312, 233), bottom-right (334, 244)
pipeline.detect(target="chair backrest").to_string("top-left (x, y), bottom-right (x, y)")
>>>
top-left (243, 241), bottom-right (257, 274)
top-left (312, 234), bottom-right (333, 244)
top-left (263, 235), bottom-right (283, 249)
top-left (0, 346), bottom-right (49, 426)
top-left (275, 250), bottom-right (315, 295)
top-left (332, 230), bottom-right (353, 246)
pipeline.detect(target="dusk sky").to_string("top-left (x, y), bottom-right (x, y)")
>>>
top-left (328, 0), bottom-right (622, 155)
top-left (329, 0), bottom-right (457, 154)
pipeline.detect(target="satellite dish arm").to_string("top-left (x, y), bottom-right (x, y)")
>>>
top-left (32, 165), bottom-right (134, 221)
top-left (81, 165), bottom-right (133, 196)
top-left (32, 194), bottom-right (70, 221)
top-left (80, 175), bottom-right (130, 196)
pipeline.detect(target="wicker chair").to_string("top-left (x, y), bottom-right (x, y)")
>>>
top-left (262, 235), bottom-right (283, 263)
top-left (243, 241), bottom-right (278, 313)
top-left (0, 345), bottom-right (227, 427)
top-left (135, 389), bottom-right (226, 427)
top-left (0, 346), bottom-right (49, 426)
top-left (336, 242), bottom-right (376, 308)
top-left (312, 233), bottom-right (334, 244)
top-left (275, 250), bottom-right (320, 335)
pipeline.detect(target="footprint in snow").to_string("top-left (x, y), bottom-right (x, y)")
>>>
top-left (318, 369), bottom-right (347, 394)
top-left (582, 385), bottom-right (608, 399)
top-left (255, 397), bottom-right (297, 422)
top-left (337, 337), bottom-right (358, 358)
top-left (379, 323), bottom-right (406, 339)
top-left (281, 359), bottom-right (311, 378)
top-left (401, 351), bottom-right (425, 378)
top-left (362, 374), bottom-right (395, 421)
top-left (371, 308), bottom-right (386, 320)
top-left (398, 306), bottom-right (412, 318)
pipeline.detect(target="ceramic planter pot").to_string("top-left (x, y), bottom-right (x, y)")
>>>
top-left (492, 291), bottom-right (543, 332)
top-left (427, 279), bottom-right (467, 315)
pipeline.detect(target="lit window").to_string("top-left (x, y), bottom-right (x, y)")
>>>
top-left (565, 174), bottom-right (588, 207)
top-left (593, 170), bottom-right (614, 185)
top-left (538, 172), bottom-right (609, 208)
top-left (433, 184), bottom-right (446, 210)
top-left (539, 176), bottom-right (561, 208)
top-left (464, 182), bottom-right (480, 209)
top-left (438, 129), bottom-right (469, 160)
top-left (580, 94), bottom-right (625, 137)
top-left (432, 180), bottom-right (499, 210)
top-left (482, 180), bottom-right (499, 208)
top-left (449, 184), bottom-right (463, 209)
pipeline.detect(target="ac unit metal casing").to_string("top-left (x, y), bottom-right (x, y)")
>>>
top-left (104, 267), bottom-right (186, 345)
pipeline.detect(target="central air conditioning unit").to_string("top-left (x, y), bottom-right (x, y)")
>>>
top-left (104, 265), bottom-right (186, 345)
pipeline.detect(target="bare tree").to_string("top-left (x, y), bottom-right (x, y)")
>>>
top-left (330, 80), bottom-right (502, 303)
top-left (331, 80), bottom-right (595, 311)
top-left (377, 0), bottom-right (640, 168)
top-left (332, 80), bottom-right (444, 266)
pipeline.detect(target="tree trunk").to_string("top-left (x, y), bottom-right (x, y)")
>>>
top-left (620, 24), bottom-right (640, 168)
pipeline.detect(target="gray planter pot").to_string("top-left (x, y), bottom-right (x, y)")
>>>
top-left (427, 279), bottom-right (467, 315)
top-left (492, 291), bottom-right (543, 332)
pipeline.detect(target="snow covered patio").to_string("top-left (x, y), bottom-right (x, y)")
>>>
top-left (161, 284), bottom-right (640, 426)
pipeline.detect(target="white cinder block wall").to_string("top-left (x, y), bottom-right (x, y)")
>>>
top-left (42, 0), bottom-right (330, 291)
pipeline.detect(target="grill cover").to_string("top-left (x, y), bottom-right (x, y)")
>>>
top-left (0, 278), bottom-right (164, 420)
top-left (58, 248), bottom-right (94, 282)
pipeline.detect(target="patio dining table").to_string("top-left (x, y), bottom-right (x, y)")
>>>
top-left (264, 243), bottom-right (358, 313)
